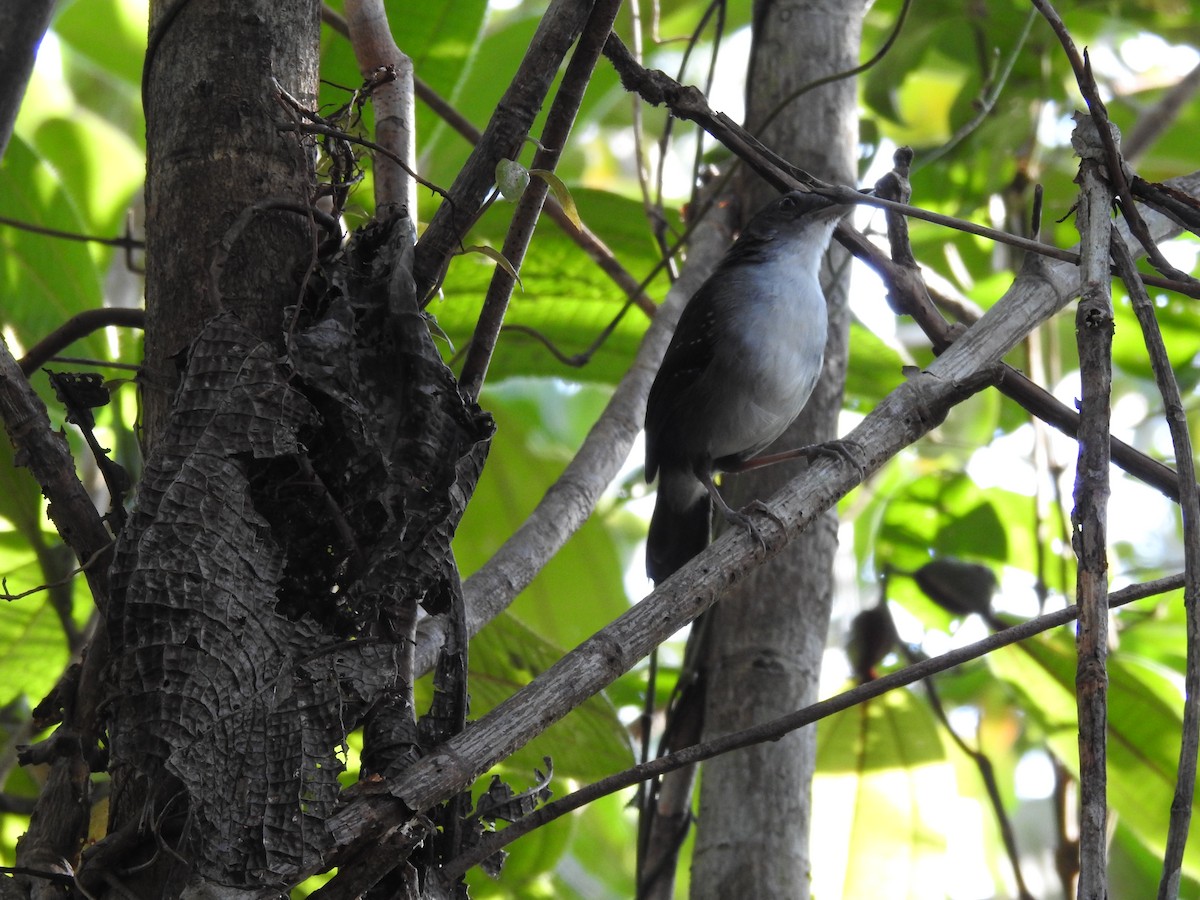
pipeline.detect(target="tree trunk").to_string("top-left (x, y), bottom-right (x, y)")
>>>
top-left (141, 0), bottom-right (320, 447)
top-left (103, 2), bottom-right (321, 895)
top-left (690, 3), bottom-right (864, 898)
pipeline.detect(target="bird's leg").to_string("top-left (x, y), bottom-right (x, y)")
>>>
top-left (731, 438), bottom-right (867, 478)
top-left (701, 473), bottom-right (786, 553)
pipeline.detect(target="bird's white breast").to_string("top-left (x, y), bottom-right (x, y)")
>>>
top-left (703, 240), bottom-right (830, 462)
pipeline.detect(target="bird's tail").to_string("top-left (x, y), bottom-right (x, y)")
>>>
top-left (646, 470), bottom-right (712, 583)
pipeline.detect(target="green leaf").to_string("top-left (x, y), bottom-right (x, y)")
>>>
top-left (54, 0), bottom-right (148, 88)
top-left (432, 189), bottom-right (673, 384)
top-left (529, 169), bottom-right (581, 229)
top-left (0, 547), bottom-right (76, 706)
top-left (813, 688), bottom-right (956, 897)
top-left (459, 244), bottom-right (523, 287)
top-left (0, 137), bottom-right (107, 361)
top-left (992, 630), bottom-right (1200, 881)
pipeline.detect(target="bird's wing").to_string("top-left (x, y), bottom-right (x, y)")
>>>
top-left (644, 279), bottom-right (725, 481)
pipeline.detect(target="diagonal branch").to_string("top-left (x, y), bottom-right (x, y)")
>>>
top-left (458, 0), bottom-right (624, 400)
top-left (319, 4), bottom-right (656, 317)
top-left (328, 166), bottom-right (1178, 851)
top-left (411, 0), bottom-right (599, 297)
top-left (436, 572), bottom-right (1184, 883)
top-left (0, 342), bottom-right (114, 612)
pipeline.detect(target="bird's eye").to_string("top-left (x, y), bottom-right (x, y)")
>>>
top-left (779, 196), bottom-right (797, 210)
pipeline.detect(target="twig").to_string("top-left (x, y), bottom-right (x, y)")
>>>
top-left (1111, 231), bottom-right (1200, 897)
top-left (0, 214), bottom-right (144, 251)
top-left (918, 7), bottom-right (1037, 168)
top-left (1071, 113), bottom-right (1116, 900)
top-left (751, 0), bottom-right (915, 141)
top-left (1123, 61), bottom-right (1200, 164)
top-left (1, 540), bottom-right (116, 602)
top-left (458, 0), bottom-right (624, 401)
top-left (435, 573), bottom-right (1186, 881)
top-left (904, 645), bottom-right (1035, 900)
top-left (280, 120), bottom-right (448, 201)
top-left (342, 0), bottom-right (415, 216)
top-left (18, 309), bottom-right (146, 376)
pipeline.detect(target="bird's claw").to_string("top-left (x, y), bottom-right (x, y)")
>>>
top-left (801, 438), bottom-right (867, 479)
top-left (718, 500), bottom-right (787, 555)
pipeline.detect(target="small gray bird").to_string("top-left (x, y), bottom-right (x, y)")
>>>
top-left (644, 190), bottom-right (846, 582)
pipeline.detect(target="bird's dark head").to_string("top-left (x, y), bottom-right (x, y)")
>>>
top-left (722, 191), bottom-right (848, 269)
top-left (742, 190), bottom-right (846, 241)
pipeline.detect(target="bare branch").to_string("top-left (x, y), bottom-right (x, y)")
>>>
top-left (1071, 113), bottom-right (1116, 899)
top-left (458, 0), bottom-right (624, 400)
top-left (412, 0), bottom-right (599, 297)
top-left (342, 0), bottom-right (415, 216)
top-left (434, 573), bottom-right (1186, 882)
top-left (1112, 217), bottom-right (1200, 899)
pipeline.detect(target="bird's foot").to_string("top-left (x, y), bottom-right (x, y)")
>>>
top-left (795, 438), bottom-right (867, 479)
top-left (715, 499), bottom-right (787, 555)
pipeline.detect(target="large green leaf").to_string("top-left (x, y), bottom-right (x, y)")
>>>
top-left (54, 0), bottom-right (147, 88)
top-left (432, 189), bottom-right (672, 385)
top-left (0, 138), bottom-right (107, 360)
top-left (456, 378), bottom-right (633, 647)
top-left (0, 533), bottom-right (78, 706)
top-left (992, 630), bottom-right (1200, 880)
top-left (812, 687), bottom-right (956, 898)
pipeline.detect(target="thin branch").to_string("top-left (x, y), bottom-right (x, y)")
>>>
top-left (411, 0), bottom-right (599, 296)
top-left (458, 0), bottom-right (623, 401)
top-left (0, 341), bottom-right (114, 613)
top-left (906, 645), bottom-right (1034, 900)
top-left (1071, 113), bottom-right (1116, 900)
top-left (918, 7), bottom-right (1037, 168)
top-left (1, 540), bottom-right (116, 602)
top-left (1123, 60), bottom-right (1200, 164)
top-left (280, 120), bottom-right (448, 201)
top-left (342, 0), bottom-right (415, 216)
top-left (1032, 0), bottom-right (1199, 289)
top-left (0, 214), bottom-right (144, 251)
top-left (19, 309), bottom-right (146, 377)
top-left (1111, 231), bottom-right (1200, 897)
top-left (435, 574), bottom-right (1187, 882)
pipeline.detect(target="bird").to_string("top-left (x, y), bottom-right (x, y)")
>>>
top-left (644, 189), bottom-right (847, 582)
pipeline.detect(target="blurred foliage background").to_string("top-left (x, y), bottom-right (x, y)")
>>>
top-left (1, 0), bottom-right (1199, 896)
